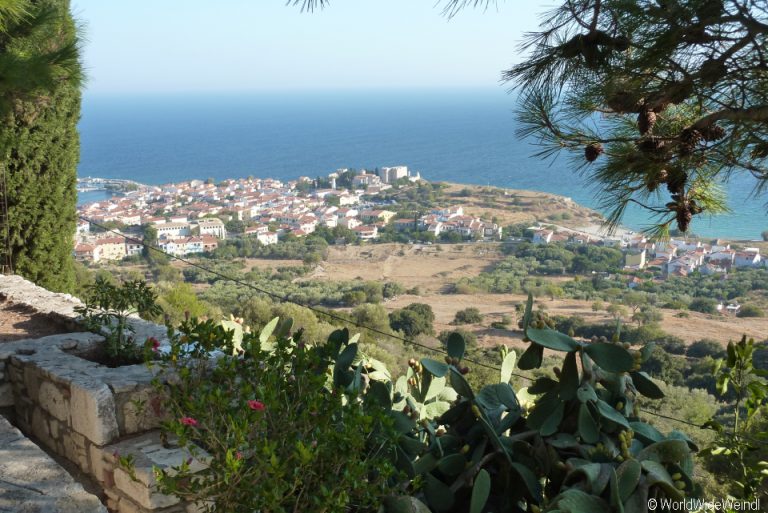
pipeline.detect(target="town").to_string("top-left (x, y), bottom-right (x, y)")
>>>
top-left (75, 166), bottom-right (765, 288)
top-left (75, 166), bottom-right (502, 262)
top-left (531, 226), bottom-right (764, 275)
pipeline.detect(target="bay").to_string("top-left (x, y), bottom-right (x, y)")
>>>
top-left (77, 89), bottom-right (767, 239)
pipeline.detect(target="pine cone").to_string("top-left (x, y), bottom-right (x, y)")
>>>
top-left (638, 137), bottom-right (665, 153)
top-left (584, 143), bottom-right (604, 162)
top-left (606, 91), bottom-right (641, 113)
top-left (637, 108), bottom-right (657, 135)
top-left (700, 124), bottom-right (725, 141)
top-left (645, 169), bottom-right (669, 192)
top-left (666, 170), bottom-right (687, 194)
top-left (679, 128), bottom-right (702, 155)
top-left (676, 207), bottom-right (693, 233)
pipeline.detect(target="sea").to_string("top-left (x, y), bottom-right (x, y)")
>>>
top-left (77, 89), bottom-right (767, 240)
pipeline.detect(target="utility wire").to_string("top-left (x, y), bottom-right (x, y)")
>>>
top-left (77, 215), bottom-right (767, 445)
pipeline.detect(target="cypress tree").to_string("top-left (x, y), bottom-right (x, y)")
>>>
top-left (0, 0), bottom-right (83, 292)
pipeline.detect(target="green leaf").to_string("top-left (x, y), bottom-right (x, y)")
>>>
top-left (476, 383), bottom-right (519, 416)
top-left (579, 403), bottom-right (600, 444)
top-left (639, 341), bottom-right (655, 363)
top-left (553, 489), bottom-right (611, 513)
top-left (425, 376), bottom-right (447, 402)
top-left (641, 460), bottom-right (683, 500)
top-left (630, 371), bottom-right (664, 399)
top-left (637, 440), bottom-right (690, 464)
top-left (576, 383), bottom-right (598, 403)
top-left (610, 468), bottom-right (624, 513)
top-left (540, 401), bottom-right (565, 436)
top-left (423, 401), bottom-right (451, 419)
top-left (424, 474), bottom-right (455, 512)
top-left (616, 459), bottom-right (641, 502)
top-left (382, 496), bottom-right (432, 513)
top-left (548, 433), bottom-right (579, 448)
top-left (527, 328), bottom-right (579, 352)
top-left (527, 390), bottom-right (561, 431)
top-left (275, 317), bottom-right (293, 339)
top-left (366, 380), bottom-right (392, 409)
top-left (413, 453), bottom-right (438, 475)
top-left (500, 350), bottom-right (517, 384)
top-left (529, 377), bottom-right (558, 394)
top-left (437, 453), bottom-right (466, 476)
top-left (446, 332), bottom-right (466, 360)
top-left (584, 343), bottom-right (634, 373)
top-left (628, 421), bottom-right (663, 445)
top-left (259, 316), bottom-right (279, 344)
top-left (559, 351), bottom-right (579, 400)
top-left (421, 358), bottom-right (449, 377)
top-left (518, 342), bottom-right (544, 370)
top-left (470, 469), bottom-right (491, 513)
top-left (595, 399), bottom-right (630, 428)
top-left (510, 462), bottom-right (541, 500)
top-left (336, 343), bottom-right (358, 369)
top-left (390, 411), bottom-right (417, 435)
top-left (449, 367), bottom-right (475, 399)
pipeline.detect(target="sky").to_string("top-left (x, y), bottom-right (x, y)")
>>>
top-left (71, 0), bottom-right (546, 94)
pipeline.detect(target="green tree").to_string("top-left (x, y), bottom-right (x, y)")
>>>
top-left (157, 282), bottom-right (217, 325)
top-left (505, 0), bottom-right (768, 235)
top-left (388, 303), bottom-right (435, 337)
top-left (689, 297), bottom-right (719, 315)
top-left (1, 0), bottom-right (83, 291)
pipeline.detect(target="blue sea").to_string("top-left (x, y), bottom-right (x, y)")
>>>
top-left (77, 89), bottom-right (767, 240)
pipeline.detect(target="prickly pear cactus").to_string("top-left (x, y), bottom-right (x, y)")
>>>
top-left (333, 294), bottom-right (700, 513)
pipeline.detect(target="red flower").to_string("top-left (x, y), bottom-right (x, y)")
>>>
top-left (180, 416), bottom-right (198, 426)
top-left (148, 337), bottom-right (160, 352)
top-left (247, 400), bottom-right (266, 411)
top-left (235, 451), bottom-right (243, 460)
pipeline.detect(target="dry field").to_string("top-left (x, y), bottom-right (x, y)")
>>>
top-left (313, 243), bottom-right (767, 347)
top-left (437, 182), bottom-right (602, 229)
top-left (159, 241), bottom-right (766, 348)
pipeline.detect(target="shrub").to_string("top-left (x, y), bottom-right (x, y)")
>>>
top-left (389, 303), bottom-right (435, 337)
top-left (689, 298), bottom-right (719, 314)
top-left (148, 319), bottom-right (398, 512)
top-left (452, 307), bottom-right (483, 325)
top-left (76, 277), bottom-right (162, 365)
top-left (687, 339), bottom-right (726, 359)
top-left (382, 281), bottom-right (405, 299)
top-left (736, 304), bottom-right (764, 318)
top-left (657, 336), bottom-right (687, 356)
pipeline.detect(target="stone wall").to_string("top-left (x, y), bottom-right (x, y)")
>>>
top-left (0, 276), bottom-right (204, 513)
top-left (0, 415), bottom-right (107, 513)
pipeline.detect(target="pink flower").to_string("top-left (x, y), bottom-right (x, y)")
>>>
top-left (235, 451), bottom-right (242, 460)
top-left (180, 416), bottom-right (198, 426)
top-left (148, 337), bottom-right (160, 352)
top-left (247, 400), bottom-right (266, 411)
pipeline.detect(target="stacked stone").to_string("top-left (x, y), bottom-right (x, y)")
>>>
top-left (0, 276), bottom-right (205, 513)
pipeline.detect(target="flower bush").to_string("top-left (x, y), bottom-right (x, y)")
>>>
top-left (148, 316), bottom-right (398, 513)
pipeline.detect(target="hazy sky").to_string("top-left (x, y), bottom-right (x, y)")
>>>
top-left (71, 0), bottom-right (546, 93)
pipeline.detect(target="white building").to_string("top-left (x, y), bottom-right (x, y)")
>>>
top-left (378, 166), bottom-right (408, 184)
top-left (155, 222), bottom-right (191, 239)
top-left (197, 218), bottom-right (227, 239)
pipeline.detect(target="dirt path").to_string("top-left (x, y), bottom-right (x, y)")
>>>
top-left (0, 298), bottom-right (71, 342)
